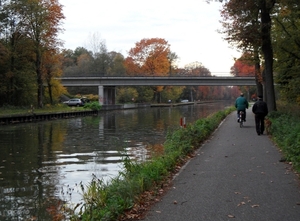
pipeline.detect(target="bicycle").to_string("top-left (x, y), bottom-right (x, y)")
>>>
top-left (238, 111), bottom-right (245, 128)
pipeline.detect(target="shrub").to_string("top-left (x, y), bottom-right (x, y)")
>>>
top-left (83, 102), bottom-right (102, 111)
top-left (268, 110), bottom-right (300, 171)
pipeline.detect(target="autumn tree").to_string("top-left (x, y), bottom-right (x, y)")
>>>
top-left (180, 61), bottom-right (212, 101)
top-left (220, 1), bottom-right (263, 99)
top-left (231, 53), bottom-right (255, 77)
top-left (18, 0), bottom-right (65, 108)
top-left (124, 38), bottom-right (171, 102)
top-left (62, 47), bottom-right (92, 77)
top-left (125, 38), bottom-right (170, 76)
top-left (231, 53), bottom-right (257, 99)
top-left (42, 50), bottom-right (66, 104)
top-left (219, 0), bottom-right (277, 111)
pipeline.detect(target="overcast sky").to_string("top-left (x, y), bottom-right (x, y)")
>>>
top-left (58, 0), bottom-right (240, 76)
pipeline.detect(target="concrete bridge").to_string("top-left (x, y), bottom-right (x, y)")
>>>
top-left (58, 76), bottom-right (256, 105)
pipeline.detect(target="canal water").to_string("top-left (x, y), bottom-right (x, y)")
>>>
top-left (0, 101), bottom-right (232, 220)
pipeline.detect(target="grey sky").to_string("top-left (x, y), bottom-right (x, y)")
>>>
top-left (58, 0), bottom-right (240, 75)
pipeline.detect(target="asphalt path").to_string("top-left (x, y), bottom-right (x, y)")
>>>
top-left (143, 109), bottom-right (300, 221)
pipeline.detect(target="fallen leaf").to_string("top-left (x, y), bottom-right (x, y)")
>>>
top-left (237, 201), bottom-right (246, 207)
top-left (173, 200), bottom-right (177, 204)
top-left (251, 204), bottom-right (260, 208)
top-left (156, 211), bottom-right (161, 213)
top-left (228, 214), bottom-right (235, 218)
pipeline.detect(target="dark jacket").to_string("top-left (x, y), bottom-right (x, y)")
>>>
top-left (235, 96), bottom-right (249, 111)
top-left (252, 100), bottom-right (268, 116)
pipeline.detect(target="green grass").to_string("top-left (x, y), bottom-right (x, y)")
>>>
top-left (0, 103), bottom-right (101, 117)
top-left (267, 101), bottom-right (300, 171)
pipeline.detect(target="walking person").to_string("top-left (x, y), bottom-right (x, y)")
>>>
top-left (252, 95), bottom-right (268, 135)
top-left (235, 93), bottom-right (249, 122)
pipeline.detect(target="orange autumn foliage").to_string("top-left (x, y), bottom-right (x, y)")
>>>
top-left (124, 38), bottom-right (170, 76)
top-left (231, 53), bottom-right (255, 77)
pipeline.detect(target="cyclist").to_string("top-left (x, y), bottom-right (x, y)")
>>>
top-left (235, 93), bottom-right (249, 122)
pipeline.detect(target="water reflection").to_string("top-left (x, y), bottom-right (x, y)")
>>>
top-left (0, 101), bottom-right (231, 220)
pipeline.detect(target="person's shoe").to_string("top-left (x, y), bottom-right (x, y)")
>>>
top-left (244, 119), bottom-right (246, 122)
top-left (257, 133), bottom-right (260, 135)
top-left (237, 119), bottom-right (240, 122)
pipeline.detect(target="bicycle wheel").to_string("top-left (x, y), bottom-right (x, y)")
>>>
top-left (240, 119), bottom-right (243, 128)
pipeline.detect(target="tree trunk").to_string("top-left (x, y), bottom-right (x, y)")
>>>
top-left (36, 48), bottom-right (43, 108)
top-left (254, 47), bottom-right (263, 96)
top-left (260, 0), bottom-right (277, 111)
top-left (48, 83), bottom-right (53, 105)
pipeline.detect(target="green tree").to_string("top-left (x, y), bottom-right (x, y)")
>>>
top-left (273, 0), bottom-right (300, 104)
top-left (117, 87), bottom-right (138, 103)
top-left (107, 51), bottom-right (126, 76)
top-left (167, 51), bottom-right (179, 75)
top-left (0, 0), bottom-right (42, 106)
top-left (87, 33), bottom-right (110, 76)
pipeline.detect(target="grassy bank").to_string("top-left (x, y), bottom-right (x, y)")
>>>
top-left (68, 103), bottom-right (300, 221)
top-left (267, 102), bottom-right (300, 172)
top-left (0, 102), bottom-right (101, 117)
top-left (69, 106), bottom-right (236, 220)
top-left (0, 104), bottom-right (83, 117)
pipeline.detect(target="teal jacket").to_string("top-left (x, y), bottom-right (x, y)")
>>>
top-left (235, 96), bottom-right (249, 111)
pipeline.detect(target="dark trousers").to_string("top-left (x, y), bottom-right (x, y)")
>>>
top-left (255, 114), bottom-right (265, 134)
top-left (237, 109), bottom-right (246, 121)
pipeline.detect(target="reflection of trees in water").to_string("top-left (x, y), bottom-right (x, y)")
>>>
top-left (0, 121), bottom-right (67, 220)
top-left (0, 101), bottom-right (231, 220)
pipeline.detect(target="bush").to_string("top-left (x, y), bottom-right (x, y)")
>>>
top-left (83, 102), bottom-right (102, 111)
top-left (268, 110), bottom-right (300, 171)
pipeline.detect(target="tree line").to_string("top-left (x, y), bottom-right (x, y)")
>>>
top-left (1, 0), bottom-right (299, 109)
top-left (0, 0), bottom-right (65, 108)
top-left (218, 0), bottom-right (300, 111)
top-left (62, 37), bottom-right (239, 103)
top-left (0, 0), bottom-right (238, 108)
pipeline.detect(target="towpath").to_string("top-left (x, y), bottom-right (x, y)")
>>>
top-left (142, 109), bottom-right (300, 221)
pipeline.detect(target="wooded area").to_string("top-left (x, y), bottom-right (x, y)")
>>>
top-left (219, 0), bottom-right (300, 111)
top-left (0, 0), bottom-right (299, 109)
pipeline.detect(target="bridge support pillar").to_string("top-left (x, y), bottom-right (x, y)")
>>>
top-left (98, 86), bottom-right (116, 105)
top-left (98, 86), bottom-right (104, 105)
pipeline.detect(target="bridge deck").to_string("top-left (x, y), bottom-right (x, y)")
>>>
top-left (58, 76), bottom-right (256, 86)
